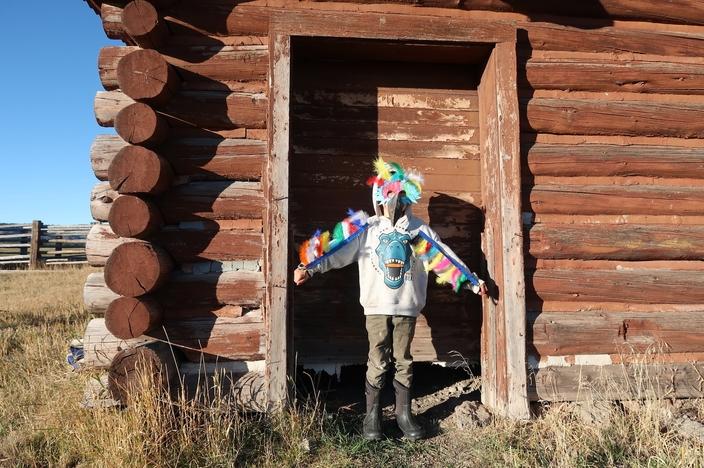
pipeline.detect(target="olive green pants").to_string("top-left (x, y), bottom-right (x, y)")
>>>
top-left (365, 315), bottom-right (417, 389)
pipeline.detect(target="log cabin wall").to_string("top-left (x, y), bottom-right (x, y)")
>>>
top-left (84, 0), bottom-right (704, 406)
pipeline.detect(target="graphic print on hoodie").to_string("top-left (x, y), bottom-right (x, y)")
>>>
top-left (374, 230), bottom-right (413, 289)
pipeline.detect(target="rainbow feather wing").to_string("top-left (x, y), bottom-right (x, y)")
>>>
top-left (412, 234), bottom-right (480, 293)
top-left (299, 210), bottom-right (370, 267)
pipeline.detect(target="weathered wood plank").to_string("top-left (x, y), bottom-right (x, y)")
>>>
top-left (529, 310), bottom-right (704, 356)
top-left (530, 363), bottom-right (704, 401)
top-left (158, 181), bottom-right (264, 223)
top-left (529, 269), bottom-right (704, 304)
top-left (525, 143), bottom-right (704, 179)
top-left (523, 55), bottom-right (704, 95)
top-left (528, 224), bottom-right (704, 261)
top-left (524, 98), bottom-right (704, 139)
top-left (527, 185), bottom-right (704, 216)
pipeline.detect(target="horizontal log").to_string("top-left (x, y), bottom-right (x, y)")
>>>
top-left (82, 318), bottom-right (156, 369)
top-left (86, 224), bottom-right (263, 265)
top-left (101, 3), bottom-right (129, 41)
top-left (90, 182), bottom-right (117, 222)
top-left (293, 88), bottom-right (479, 111)
top-left (523, 22), bottom-right (704, 57)
top-left (524, 98), bottom-right (704, 139)
top-left (86, 270), bottom-right (264, 311)
top-left (106, 295), bottom-right (163, 339)
top-left (525, 143), bottom-right (704, 179)
top-left (105, 241), bottom-right (174, 296)
top-left (95, 90), bottom-right (267, 130)
top-left (530, 362), bottom-right (704, 402)
top-left (109, 342), bottom-right (179, 405)
top-left (109, 145), bottom-right (173, 194)
top-left (158, 181), bottom-right (264, 222)
top-left (529, 310), bottom-right (704, 357)
top-left (147, 319), bottom-right (264, 361)
top-left (121, 0), bottom-right (168, 49)
top-left (92, 134), bottom-right (265, 182)
top-left (99, 44), bottom-right (268, 91)
top-left (115, 102), bottom-right (169, 146)
top-left (84, 272), bottom-right (121, 315)
top-left (523, 55), bottom-right (704, 95)
top-left (529, 269), bottom-right (704, 304)
top-left (527, 185), bottom-right (704, 216)
top-left (116, 48), bottom-right (180, 104)
top-left (108, 195), bottom-right (163, 239)
top-left (528, 224), bottom-right (704, 261)
top-left (294, 137), bottom-right (479, 160)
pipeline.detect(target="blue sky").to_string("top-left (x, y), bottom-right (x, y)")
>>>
top-left (0, 2), bottom-right (121, 224)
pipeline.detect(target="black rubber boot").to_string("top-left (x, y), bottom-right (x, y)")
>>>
top-left (362, 379), bottom-right (383, 441)
top-left (393, 379), bottom-right (425, 441)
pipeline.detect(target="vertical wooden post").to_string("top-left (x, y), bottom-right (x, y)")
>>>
top-left (29, 220), bottom-right (42, 269)
top-left (479, 41), bottom-right (529, 419)
top-left (265, 32), bottom-right (292, 410)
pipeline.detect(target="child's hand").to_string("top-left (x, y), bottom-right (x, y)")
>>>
top-left (477, 282), bottom-right (488, 296)
top-left (293, 267), bottom-right (310, 286)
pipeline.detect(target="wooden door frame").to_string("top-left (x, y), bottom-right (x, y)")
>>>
top-left (266, 10), bottom-right (528, 419)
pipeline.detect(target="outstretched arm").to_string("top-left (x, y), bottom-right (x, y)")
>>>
top-left (293, 227), bottom-right (366, 286)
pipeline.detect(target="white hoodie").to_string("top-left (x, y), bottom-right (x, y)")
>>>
top-left (308, 206), bottom-right (479, 317)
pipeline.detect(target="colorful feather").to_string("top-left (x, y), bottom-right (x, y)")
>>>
top-left (412, 232), bottom-right (481, 293)
top-left (368, 157), bottom-right (423, 205)
top-left (299, 210), bottom-right (370, 268)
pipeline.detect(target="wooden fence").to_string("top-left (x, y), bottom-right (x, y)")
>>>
top-left (0, 221), bottom-right (91, 268)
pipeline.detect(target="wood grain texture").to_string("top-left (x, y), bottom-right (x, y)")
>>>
top-left (525, 143), bottom-right (704, 179)
top-left (86, 223), bottom-right (263, 265)
top-left (158, 181), bottom-right (264, 223)
top-left (523, 55), bottom-right (704, 95)
top-left (93, 135), bottom-right (265, 182)
top-left (108, 342), bottom-right (179, 405)
top-left (108, 195), bottom-right (163, 239)
top-left (109, 145), bottom-right (174, 194)
top-left (527, 185), bottom-right (704, 216)
top-left (105, 241), bottom-right (174, 297)
top-left (530, 363), bottom-right (704, 401)
top-left (121, 0), bottom-right (168, 49)
top-left (524, 98), bottom-right (704, 139)
top-left (529, 310), bottom-right (704, 356)
top-left (115, 102), bottom-right (169, 146)
top-left (82, 318), bottom-right (156, 369)
top-left (106, 295), bottom-right (163, 339)
top-left (116, 48), bottom-right (180, 104)
top-left (528, 224), bottom-right (704, 261)
top-left (84, 272), bottom-right (120, 315)
top-left (529, 269), bottom-right (704, 304)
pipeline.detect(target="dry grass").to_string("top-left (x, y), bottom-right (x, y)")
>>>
top-left (1, 267), bottom-right (704, 467)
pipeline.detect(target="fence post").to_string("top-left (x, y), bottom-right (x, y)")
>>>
top-left (29, 220), bottom-right (42, 269)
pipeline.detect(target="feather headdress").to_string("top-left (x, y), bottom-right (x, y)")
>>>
top-left (412, 231), bottom-right (480, 292)
top-left (299, 209), bottom-right (370, 268)
top-left (366, 157), bottom-right (423, 205)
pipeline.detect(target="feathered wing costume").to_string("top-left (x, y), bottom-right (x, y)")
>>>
top-left (298, 157), bottom-right (481, 292)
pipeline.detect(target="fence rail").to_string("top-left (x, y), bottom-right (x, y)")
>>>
top-left (0, 221), bottom-right (91, 268)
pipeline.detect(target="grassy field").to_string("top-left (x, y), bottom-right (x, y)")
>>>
top-left (1, 267), bottom-right (704, 467)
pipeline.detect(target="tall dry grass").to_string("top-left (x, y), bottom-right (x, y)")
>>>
top-left (1, 267), bottom-right (704, 466)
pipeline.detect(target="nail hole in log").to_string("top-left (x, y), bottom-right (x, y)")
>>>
top-left (115, 102), bottom-right (168, 147)
top-left (105, 296), bottom-right (163, 340)
top-left (109, 145), bottom-right (173, 194)
top-left (108, 195), bottom-right (163, 239)
top-left (105, 241), bottom-right (173, 297)
top-left (117, 49), bottom-right (180, 104)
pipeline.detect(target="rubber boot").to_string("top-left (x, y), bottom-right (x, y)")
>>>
top-left (362, 379), bottom-right (383, 440)
top-left (393, 379), bottom-right (425, 440)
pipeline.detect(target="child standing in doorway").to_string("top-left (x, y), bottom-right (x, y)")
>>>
top-left (293, 158), bottom-right (487, 440)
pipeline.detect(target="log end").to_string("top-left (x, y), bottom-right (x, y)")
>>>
top-left (109, 145), bottom-right (173, 194)
top-left (105, 241), bottom-right (173, 296)
top-left (116, 48), bottom-right (179, 104)
top-left (108, 195), bottom-right (163, 239)
top-left (121, 0), bottom-right (168, 49)
top-left (105, 296), bottom-right (163, 339)
top-left (115, 102), bottom-right (168, 146)
top-left (108, 343), bottom-right (178, 405)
